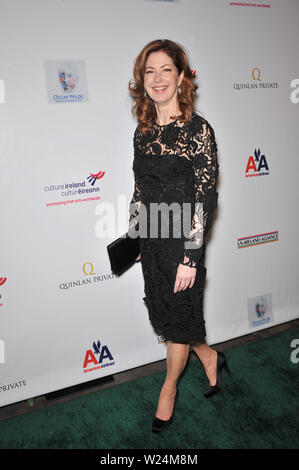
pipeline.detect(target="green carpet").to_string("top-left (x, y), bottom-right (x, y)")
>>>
top-left (0, 326), bottom-right (299, 449)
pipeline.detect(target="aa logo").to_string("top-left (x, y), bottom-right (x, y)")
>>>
top-left (245, 148), bottom-right (270, 177)
top-left (83, 339), bottom-right (115, 373)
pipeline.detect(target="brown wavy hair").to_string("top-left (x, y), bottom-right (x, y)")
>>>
top-left (128, 39), bottom-right (198, 133)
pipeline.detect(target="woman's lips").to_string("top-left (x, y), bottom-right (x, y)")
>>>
top-left (152, 86), bottom-right (168, 93)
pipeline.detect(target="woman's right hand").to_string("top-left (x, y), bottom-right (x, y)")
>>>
top-left (136, 253), bottom-right (141, 261)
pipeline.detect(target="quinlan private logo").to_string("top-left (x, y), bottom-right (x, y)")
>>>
top-left (87, 170), bottom-right (105, 186)
top-left (233, 66), bottom-right (278, 91)
top-left (83, 339), bottom-right (115, 374)
top-left (245, 148), bottom-right (270, 178)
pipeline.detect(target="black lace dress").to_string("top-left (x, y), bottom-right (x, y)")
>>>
top-left (128, 113), bottom-right (219, 346)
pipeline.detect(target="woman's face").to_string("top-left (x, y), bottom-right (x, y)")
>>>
top-left (143, 50), bottom-right (184, 106)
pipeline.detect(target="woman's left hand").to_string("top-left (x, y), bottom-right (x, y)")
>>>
top-left (174, 263), bottom-right (196, 293)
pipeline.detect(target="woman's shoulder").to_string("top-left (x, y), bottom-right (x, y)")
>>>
top-left (187, 113), bottom-right (215, 136)
top-left (133, 113), bottom-right (215, 138)
top-left (133, 123), bottom-right (147, 140)
top-left (133, 125), bottom-right (142, 145)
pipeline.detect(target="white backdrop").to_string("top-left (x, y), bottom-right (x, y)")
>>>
top-left (0, 0), bottom-right (298, 407)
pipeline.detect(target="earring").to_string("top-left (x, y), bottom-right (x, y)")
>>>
top-left (144, 90), bottom-right (147, 98)
top-left (178, 85), bottom-right (181, 95)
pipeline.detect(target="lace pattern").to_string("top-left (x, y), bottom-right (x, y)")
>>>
top-left (181, 120), bottom-right (219, 267)
top-left (128, 113), bottom-right (219, 268)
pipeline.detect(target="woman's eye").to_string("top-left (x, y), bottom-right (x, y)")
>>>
top-left (145, 69), bottom-right (172, 74)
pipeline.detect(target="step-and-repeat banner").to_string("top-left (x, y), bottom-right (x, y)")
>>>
top-left (0, 0), bottom-right (298, 407)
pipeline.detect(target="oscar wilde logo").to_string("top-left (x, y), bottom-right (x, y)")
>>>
top-left (248, 294), bottom-right (272, 329)
top-left (83, 339), bottom-right (115, 373)
top-left (44, 60), bottom-right (88, 104)
top-left (255, 298), bottom-right (266, 319)
top-left (59, 70), bottom-right (76, 92)
top-left (245, 148), bottom-right (270, 177)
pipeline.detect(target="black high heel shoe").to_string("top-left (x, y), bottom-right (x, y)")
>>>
top-left (152, 389), bottom-right (179, 434)
top-left (203, 351), bottom-right (230, 398)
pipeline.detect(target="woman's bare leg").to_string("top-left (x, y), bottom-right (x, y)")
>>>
top-left (155, 342), bottom-right (190, 420)
top-left (191, 340), bottom-right (218, 386)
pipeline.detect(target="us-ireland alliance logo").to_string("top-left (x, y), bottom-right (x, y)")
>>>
top-left (83, 339), bottom-right (115, 373)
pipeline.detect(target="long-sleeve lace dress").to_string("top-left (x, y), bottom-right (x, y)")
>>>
top-left (128, 113), bottom-right (219, 345)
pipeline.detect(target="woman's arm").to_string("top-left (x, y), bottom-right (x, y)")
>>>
top-left (180, 121), bottom-right (219, 268)
top-left (128, 179), bottom-right (141, 236)
top-left (128, 128), bottom-right (141, 238)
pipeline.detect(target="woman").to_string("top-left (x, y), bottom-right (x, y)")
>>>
top-left (128, 39), bottom-right (229, 434)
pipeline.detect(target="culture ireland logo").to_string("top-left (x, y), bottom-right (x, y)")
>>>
top-left (44, 169), bottom-right (105, 208)
top-left (87, 170), bottom-right (105, 186)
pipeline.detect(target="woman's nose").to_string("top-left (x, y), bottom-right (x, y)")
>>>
top-left (153, 72), bottom-right (163, 82)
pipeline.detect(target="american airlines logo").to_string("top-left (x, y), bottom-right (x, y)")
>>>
top-left (83, 339), bottom-right (115, 373)
top-left (245, 148), bottom-right (270, 177)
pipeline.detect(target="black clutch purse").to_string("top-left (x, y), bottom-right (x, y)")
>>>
top-left (107, 232), bottom-right (140, 276)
